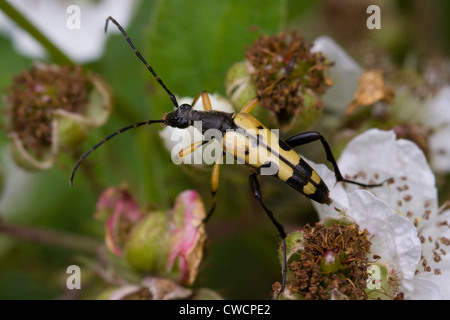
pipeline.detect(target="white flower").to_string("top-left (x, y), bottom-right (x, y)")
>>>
top-left (311, 171), bottom-right (422, 298)
top-left (311, 36), bottom-right (362, 113)
top-left (310, 129), bottom-right (450, 299)
top-left (159, 93), bottom-right (234, 166)
top-left (426, 86), bottom-right (450, 173)
top-left (393, 84), bottom-right (450, 174)
top-left (312, 36), bottom-right (450, 174)
top-left (0, 0), bottom-right (138, 62)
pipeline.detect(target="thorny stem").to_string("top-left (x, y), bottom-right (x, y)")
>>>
top-left (0, 0), bottom-right (72, 65)
top-left (0, 218), bottom-right (102, 255)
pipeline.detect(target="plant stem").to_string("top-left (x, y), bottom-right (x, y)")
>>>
top-left (0, 0), bottom-right (73, 65)
top-left (0, 220), bottom-right (102, 255)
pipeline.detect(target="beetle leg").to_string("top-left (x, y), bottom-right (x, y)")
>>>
top-left (240, 96), bottom-right (261, 114)
top-left (204, 153), bottom-right (222, 223)
top-left (285, 131), bottom-right (392, 187)
top-left (249, 172), bottom-right (287, 299)
top-left (178, 140), bottom-right (208, 158)
top-left (192, 90), bottom-right (212, 111)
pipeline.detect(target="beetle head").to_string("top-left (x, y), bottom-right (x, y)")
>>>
top-left (163, 103), bottom-right (193, 129)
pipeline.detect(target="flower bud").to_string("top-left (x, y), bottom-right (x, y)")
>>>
top-left (225, 61), bottom-right (257, 110)
top-left (320, 249), bottom-right (343, 274)
top-left (54, 111), bottom-right (89, 150)
top-left (124, 211), bottom-right (171, 274)
top-left (95, 187), bottom-right (207, 286)
top-left (165, 190), bottom-right (207, 285)
top-left (94, 186), bottom-right (144, 256)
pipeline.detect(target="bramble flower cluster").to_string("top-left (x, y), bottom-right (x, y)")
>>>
top-left (275, 129), bottom-right (450, 299)
top-left (268, 36), bottom-right (449, 299)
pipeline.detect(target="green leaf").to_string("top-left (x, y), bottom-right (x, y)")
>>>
top-left (145, 0), bottom-right (287, 103)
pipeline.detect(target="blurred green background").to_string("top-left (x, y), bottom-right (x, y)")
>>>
top-left (0, 0), bottom-right (449, 299)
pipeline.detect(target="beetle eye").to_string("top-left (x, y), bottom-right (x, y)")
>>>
top-left (179, 103), bottom-right (192, 111)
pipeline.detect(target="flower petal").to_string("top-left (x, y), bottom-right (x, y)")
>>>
top-left (414, 209), bottom-right (450, 299)
top-left (95, 186), bottom-right (143, 256)
top-left (429, 126), bottom-right (450, 173)
top-left (405, 278), bottom-right (442, 300)
top-left (311, 159), bottom-right (422, 295)
top-left (337, 129), bottom-right (439, 231)
top-left (426, 86), bottom-right (450, 126)
top-left (311, 36), bottom-right (362, 112)
top-left (309, 161), bottom-right (349, 220)
top-left (167, 190), bottom-right (207, 285)
top-left (347, 190), bottom-right (421, 292)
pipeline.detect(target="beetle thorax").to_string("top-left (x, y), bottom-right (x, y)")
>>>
top-left (164, 104), bottom-right (235, 134)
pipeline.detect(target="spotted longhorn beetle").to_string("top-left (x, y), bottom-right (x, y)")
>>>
top-left (70, 16), bottom-right (390, 298)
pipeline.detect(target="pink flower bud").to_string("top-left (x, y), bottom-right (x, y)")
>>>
top-left (94, 186), bottom-right (143, 256)
top-left (167, 190), bottom-right (207, 285)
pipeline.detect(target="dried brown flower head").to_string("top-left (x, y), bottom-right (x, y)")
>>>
top-left (4, 63), bottom-right (111, 170)
top-left (6, 64), bottom-right (90, 157)
top-left (245, 32), bottom-right (332, 129)
top-left (275, 222), bottom-right (373, 300)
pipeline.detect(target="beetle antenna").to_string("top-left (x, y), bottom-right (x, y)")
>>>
top-left (70, 119), bottom-right (166, 186)
top-left (105, 16), bottom-right (179, 108)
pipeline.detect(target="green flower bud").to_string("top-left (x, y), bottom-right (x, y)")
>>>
top-left (54, 111), bottom-right (89, 150)
top-left (320, 249), bottom-right (342, 274)
top-left (125, 211), bottom-right (170, 273)
top-left (225, 61), bottom-right (257, 110)
top-left (293, 89), bottom-right (324, 130)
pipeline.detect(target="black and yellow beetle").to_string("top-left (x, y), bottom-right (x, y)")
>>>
top-left (70, 16), bottom-right (389, 298)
